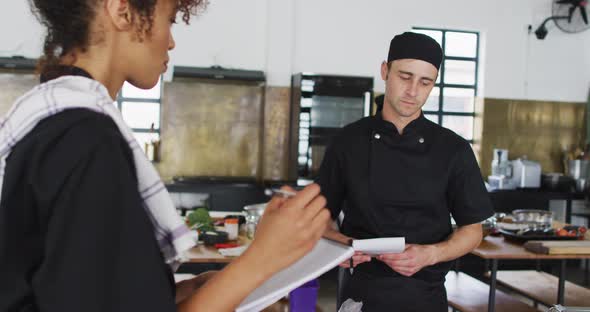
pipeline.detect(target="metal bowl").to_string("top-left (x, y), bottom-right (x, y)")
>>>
top-left (243, 203), bottom-right (266, 217)
top-left (481, 213), bottom-right (506, 237)
top-left (511, 209), bottom-right (553, 227)
top-left (243, 203), bottom-right (267, 239)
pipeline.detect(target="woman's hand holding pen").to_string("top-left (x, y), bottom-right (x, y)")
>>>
top-left (180, 184), bottom-right (329, 311)
top-left (245, 183), bottom-right (331, 276)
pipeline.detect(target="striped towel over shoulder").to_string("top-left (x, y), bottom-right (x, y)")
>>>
top-left (0, 75), bottom-right (197, 269)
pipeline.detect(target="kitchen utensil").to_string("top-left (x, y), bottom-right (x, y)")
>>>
top-left (244, 203), bottom-right (266, 239)
top-left (541, 173), bottom-right (576, 192)
top-left (201, 230), bottom-right (229, 246)
top-left (481, 216), bottom-right (498, 237)
top-left (264, 188), bottom-right (296, 198)
top-left (512, 209), bottom-right (553, 227)
top-left (223, 215), bottom-right (246, 225)
top-left (225, 218), bottom-right (239, 240)
top-left (576, 178), bottom-right (589, 192)
top-left (567, 159), bottom-right (590, 179)
top-left (524, 240), bottom-right (590, 254)
top-left (498, 229), bottom-right (580, 243)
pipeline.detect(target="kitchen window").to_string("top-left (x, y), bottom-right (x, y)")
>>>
top-left (413, 27), bottom-right (479, 142)
top-left (117, 77), bottom-right (162, 153)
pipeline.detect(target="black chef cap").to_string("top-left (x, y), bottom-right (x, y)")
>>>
top-left (387, 32), bottom-right (443, 70)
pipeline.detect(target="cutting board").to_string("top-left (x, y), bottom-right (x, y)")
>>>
top-left (524, 240), bottom-right (590, 254)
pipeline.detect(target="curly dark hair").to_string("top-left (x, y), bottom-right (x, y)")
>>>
top-left (29, 0), bottom-right (208, 74)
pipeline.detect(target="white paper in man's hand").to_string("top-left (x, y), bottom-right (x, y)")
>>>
top-left (352, 237), bottom-right (405, 255)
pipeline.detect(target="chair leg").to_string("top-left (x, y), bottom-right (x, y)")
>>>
top-left (336, 267), bottom-right (350, 310)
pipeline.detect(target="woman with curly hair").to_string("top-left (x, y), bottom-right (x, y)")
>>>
top-left (0, 0), bottom-right (330, 311)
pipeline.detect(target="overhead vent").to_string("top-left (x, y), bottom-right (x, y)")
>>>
top-left (173, 65), bottom-right (265, 82)
top-left (0, 56), bottom-right (37, 71)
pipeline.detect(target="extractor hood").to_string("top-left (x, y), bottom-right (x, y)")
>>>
top-left (173, 65), bottom-right (265, 82)
top-left (0, 56), bottom-right (37, 71)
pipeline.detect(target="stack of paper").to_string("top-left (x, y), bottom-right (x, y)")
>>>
top-left (236, 239), bottom-right (353, 312)
top-left (352, 237), bottom-right (405, 255)
top-left (236, 236), bottom-right (404, 312)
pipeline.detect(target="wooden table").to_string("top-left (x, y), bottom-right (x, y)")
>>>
top-left (472, 235), bottom-right (590, 312)
top-left (185, 234), bottom-right (251, 263)
top-left (488, 270), bottom-right (590, 307)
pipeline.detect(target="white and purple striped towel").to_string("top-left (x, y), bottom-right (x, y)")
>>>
top-left (0, 75), bottom-right (197, 269)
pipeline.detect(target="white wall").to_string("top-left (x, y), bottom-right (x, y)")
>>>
top-left (0, 1), bottom-right (44, 58)
top-left (170, 0), bottom-right (268, 70)
top-left (1, 0), bottom-right (589, 102)
top-left (290, 0), bottom-right (590, 102)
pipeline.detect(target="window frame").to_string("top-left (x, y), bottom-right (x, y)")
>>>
top-left (116, 77), bottom-right (163, 136)
top-left (413, 27), bottom-right (480, 143)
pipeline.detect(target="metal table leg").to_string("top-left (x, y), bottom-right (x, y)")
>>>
top-left (488, 259), bottom-right (498, 312)
top-left (565, 199), bottom-right (572, 223)
top-left (557, 259), bottom-right (566, 304)
top-left (585, 259), bottom-right (589, 286)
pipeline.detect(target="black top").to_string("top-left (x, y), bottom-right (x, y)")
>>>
top-left (318, 113), bottom-right (494, 282)
top-left (0, 73), bottom-right (176, 311)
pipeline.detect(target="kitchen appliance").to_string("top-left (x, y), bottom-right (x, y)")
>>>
top-left (510, 158), bottom-right (542, 188)
top-left (567, 159), bottom-right (590, 179)
top-left (542, 173), bottom-right (576, 191)
top-left (488, 175), bottom-right (516, 190)
top-left (533, 0), bottom-right (590, 40)
top-left (566, 159), bottom-right (590, 192)
top-left (488, 148), bottom-right (516, 190)
top-left (288, 73), bottom-right (373, 184)
top-left (491, 148), bottom-right (511, 176)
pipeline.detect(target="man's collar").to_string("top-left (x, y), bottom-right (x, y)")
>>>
top-left (373, 111), bottom-right (428, 135)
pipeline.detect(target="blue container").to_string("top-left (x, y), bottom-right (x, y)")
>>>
top-left (289, 279), bottom-right (320, 312)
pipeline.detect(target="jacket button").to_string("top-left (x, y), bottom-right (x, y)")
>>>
top-left (418, 137), bottom-right (425, 143)
top-left (374, 133), bottom-right (381, 139)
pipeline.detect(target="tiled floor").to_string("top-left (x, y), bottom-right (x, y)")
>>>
top-left (314, 261), bottom-right (590, 312)
top-left (316, 272), bottom-right (338, 312)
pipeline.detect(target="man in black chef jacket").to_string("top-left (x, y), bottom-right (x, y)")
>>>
top-left (318, 32), bottom-right (494, 311)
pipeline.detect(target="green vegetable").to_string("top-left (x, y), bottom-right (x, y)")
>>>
top-left (187, 207), bottom-right (215, 232)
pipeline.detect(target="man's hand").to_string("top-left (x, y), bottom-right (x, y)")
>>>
top-left (339, 251), bottom-right (371, 268)
top-left (321, 216), bottom-right (372, 268)
top-left (377, 244), bottom-right (437, 277)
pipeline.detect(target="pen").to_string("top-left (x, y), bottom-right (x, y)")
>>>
top-left (348, 238), bottom-right (354, 275)
top-left (264, 188), bottom-right (297, 198)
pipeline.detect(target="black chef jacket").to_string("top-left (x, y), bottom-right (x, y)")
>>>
top-left (0, 69), bottom-right (176, 312)
top-left (318, 112), bottom-right (494, 311)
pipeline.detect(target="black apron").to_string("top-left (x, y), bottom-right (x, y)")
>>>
top-left (341, 270), bottom-right (447, 312)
